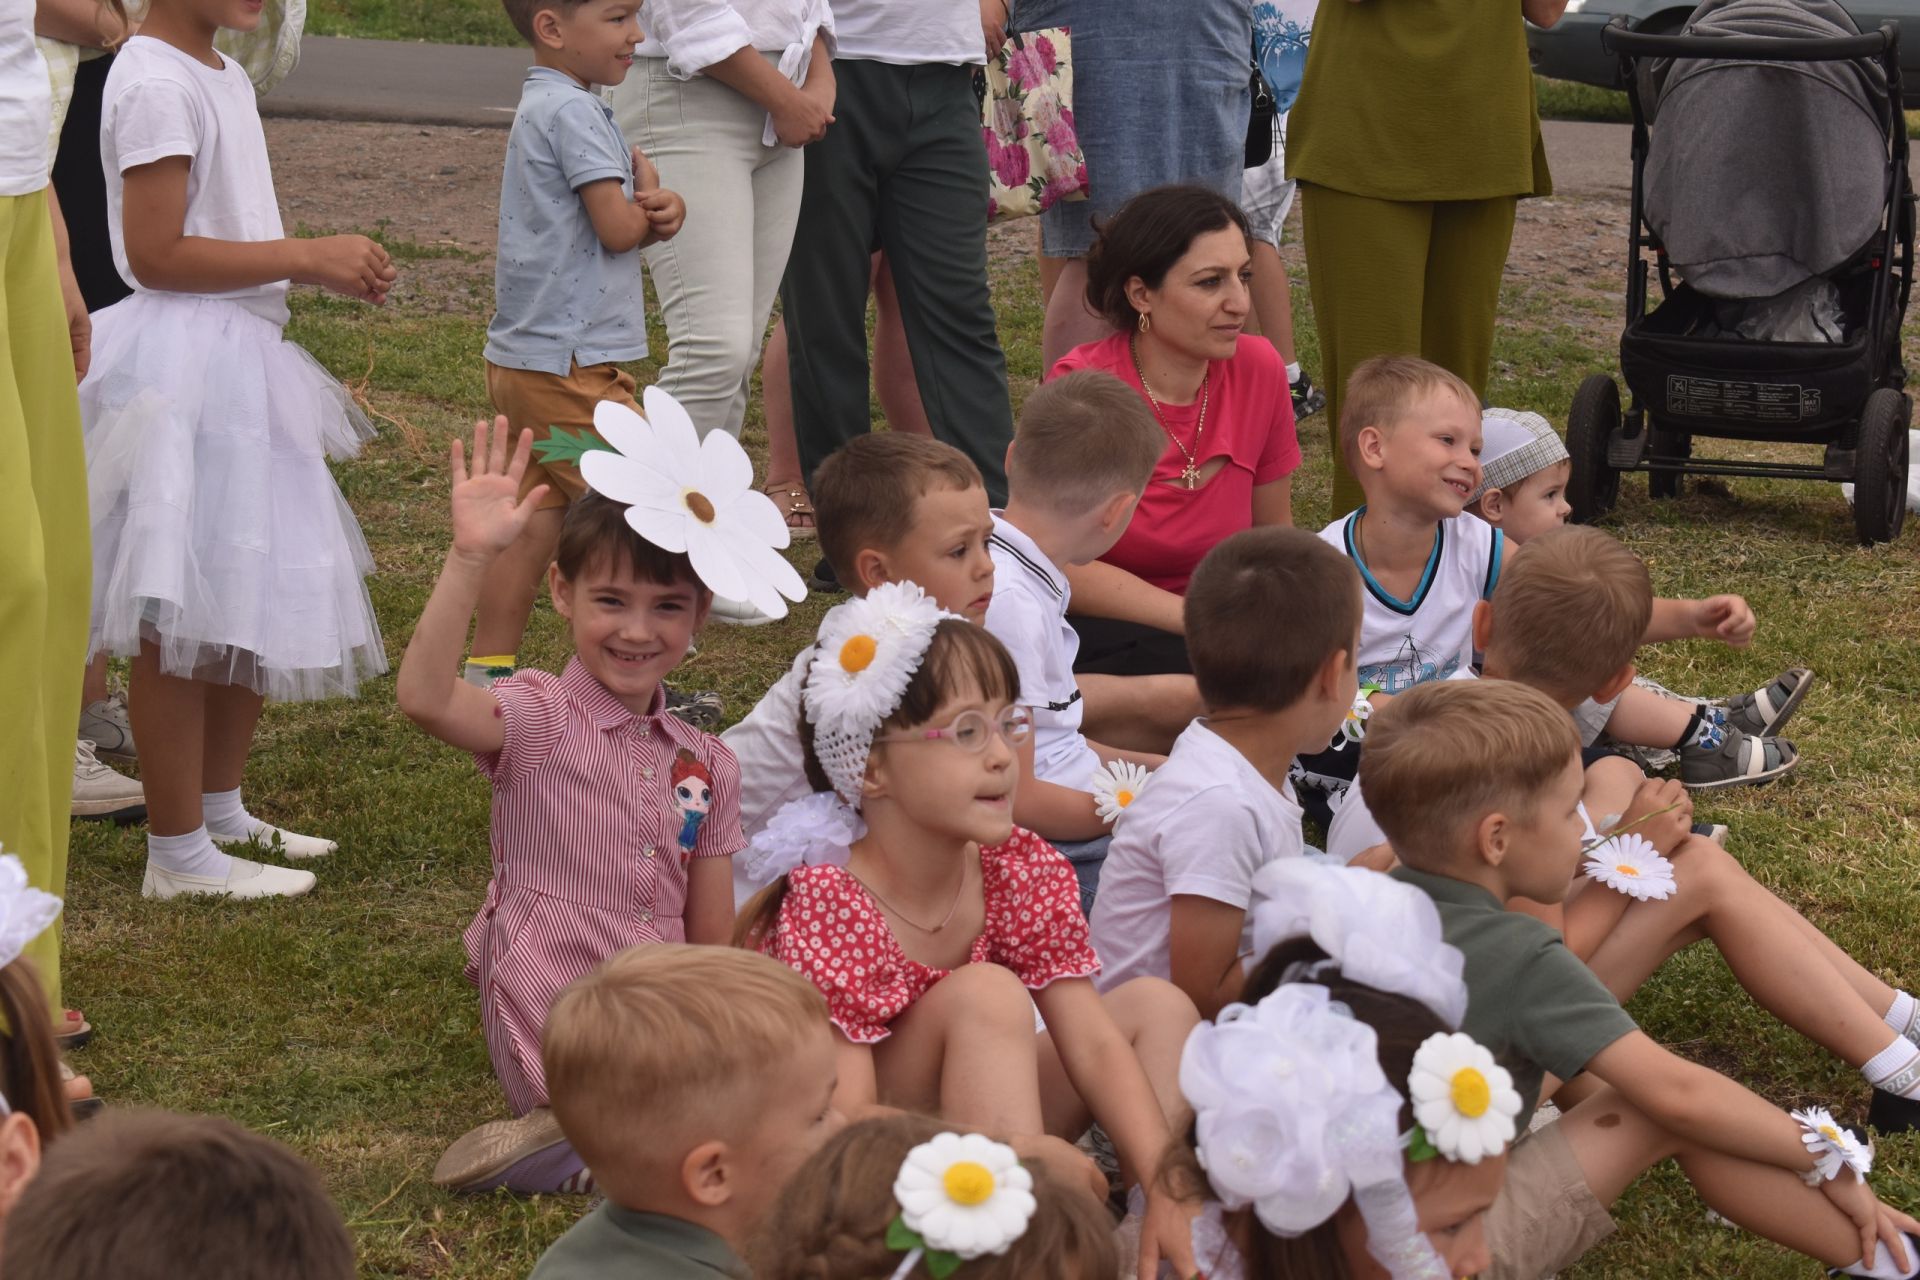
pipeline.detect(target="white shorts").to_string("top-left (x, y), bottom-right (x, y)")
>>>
top-left (1242, 116), bottom-right (1295, 250)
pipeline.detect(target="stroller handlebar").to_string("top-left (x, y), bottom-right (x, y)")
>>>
top-left (1600, 15), bottom-right (1895, 63)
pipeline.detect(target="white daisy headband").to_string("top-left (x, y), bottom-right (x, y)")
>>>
top-left (0, 850), bottom-right (63, 1119)
top-left (536, 387), bottom-right (808, 619)
top-left (887, 1132), bottom-right (1037, 1278)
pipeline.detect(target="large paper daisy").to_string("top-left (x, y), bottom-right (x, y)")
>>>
top-left (892, 1132), bottom-right (1037, 1260)
top-left (1792, 1106), bottom-right (1873, 1182)
top-left (1090, 760), bottom-right (1152, 825)
top-left (1582, 833), bottom-right (1677, 902)
top-left (578, 388), bottom-right (807, 619)
top-left (804, 583), bottom-right (950, 803)
top-left (1407, 1032), bottom-right (1521, 1165)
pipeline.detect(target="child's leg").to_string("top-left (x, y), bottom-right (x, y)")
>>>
top-left (1603, 683), bottom-right (1693, 747)
top-left (1248, 239), bottom-right (1300, 368)
top-left (1076, 673), bottom-right (1203, 756)
top-left (127, 645), bottom-right (207, 837)
top-left (1035, 978), bottom-right (1197, 1157)
top-left (870, 963), bottom-right (1045, 1134)
top-left (471, 508), bottom-right (564, 662)
top-left (871, 254), bottom-right (931, 438)
top-left (1041, 256), bottom-right (1105, 372)
top-left (1608, 684), bottom-right (1798, 790)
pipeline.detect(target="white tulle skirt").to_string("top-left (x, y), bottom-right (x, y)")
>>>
top-left (81, 292), bottom-right (387, 702)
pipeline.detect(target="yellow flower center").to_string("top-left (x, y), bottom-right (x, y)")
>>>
top-left (1114, 789), bottom-right (1134, 808)
top-left (1449, 1067), bottom-right (1491, 1118)
top-left (942, 1161), bottom-right (996, 1206)
top-left (684, 490), bottom-right (716, 523)
top-left (1820, 1125), bottom-right (1844, 1143)
top-left (839, 634), bottom-right (878, 673)
top-left (1615, 863), bottom-right (1641, 877)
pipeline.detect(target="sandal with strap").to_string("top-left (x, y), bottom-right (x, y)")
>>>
top-left (1681, 728), bottom-right (1799, 791)
top-left (763, 480), bottom-right (817, 540)
top-left (57, 1008), bottom-right (92, 1052)
top-left (1720, 666), bottom-right (1815, 738)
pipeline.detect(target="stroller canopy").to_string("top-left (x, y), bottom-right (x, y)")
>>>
top-left (1643, 0), bottom-right (1890, 299)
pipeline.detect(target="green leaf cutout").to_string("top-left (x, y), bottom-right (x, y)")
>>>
top-left (1406, 1125), bottom-right (1441, 1163)
top-left (530, 425), bottom-right (609, 467)
top-left (924, 1250), bottom-right (964, 1280)
top-left (885, 1215), bottom-right (923, 1252)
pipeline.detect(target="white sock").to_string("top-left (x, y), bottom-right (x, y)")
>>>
top-left (201, 788), bottom-right (261, 840)
top-left (147, 826), bottom-right (233, 879)
top-left (1886, 990), bottom-right (1920, 1046)
top-left (1843, 1235), bottom-right (1920, 1279)
top-left (1286, 361), bottom-right (1302, 384)
top-left (1863, 1035), bottom-right (1920, 1099)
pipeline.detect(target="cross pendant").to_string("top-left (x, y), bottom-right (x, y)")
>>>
top-left (1181, 463), bottom-right (1199, 489)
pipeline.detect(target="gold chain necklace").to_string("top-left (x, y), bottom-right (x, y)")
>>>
top-left (851, 861), bottom-right (969, 935)
top-left (1131, 334), bottom-right (1210, 490)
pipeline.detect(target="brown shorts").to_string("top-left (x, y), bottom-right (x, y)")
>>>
top-left (485, 359), bottom-right (640, 511)
top-left (1483, 1118), bottom-right (1616, 1280)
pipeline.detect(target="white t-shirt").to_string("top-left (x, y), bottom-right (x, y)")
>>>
top-left (1318, 511), bottom-right (1505, 694)
top-left (1090, 721), bottom-right (1304, 993)
top-left (829, 0), bottom-right (981, 65)
top-left (984, 515), bottom-right (1102, 790)
top-left (722, 645), bottom-right (812, 903)
top-left (0, 0), bottom-right (51, 196)
top-left (100, 37), bottom-right (289, 324)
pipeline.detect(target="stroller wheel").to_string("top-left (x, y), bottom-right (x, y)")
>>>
top-left (1649, 426), bottom-right (1691, 500)
top-left (1852, 387), bottom-right (1910, 545)
top-left (1567, 374), bottom-right (1621, 522)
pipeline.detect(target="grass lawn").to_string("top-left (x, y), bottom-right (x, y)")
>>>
top-left (63, 140), bottom-right (1920, 1280)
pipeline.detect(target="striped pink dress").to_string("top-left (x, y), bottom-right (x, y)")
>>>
top-left (465, 658), bottom-right (743, 1114)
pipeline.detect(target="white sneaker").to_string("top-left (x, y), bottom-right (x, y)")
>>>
top-left (706, 594), bottom-right (779, 626)
top-left (210, 824), bottom-right (337, 860)
top-left (78, 692), bottom-right (136, 762)
top-left (141, 856), bottom-right (316, 900)
top-left (71, 740), bottom-right (146, 823)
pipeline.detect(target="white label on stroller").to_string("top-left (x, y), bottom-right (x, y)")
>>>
top-left (1666, 376), bottom-right (1819, 423)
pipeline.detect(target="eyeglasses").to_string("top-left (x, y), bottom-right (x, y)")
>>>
top-left (875, 706), bottom-right (1034, 753)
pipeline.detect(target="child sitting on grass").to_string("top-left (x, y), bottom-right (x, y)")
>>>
top-left (1370, 680), bottom-right (1920, 1280)
top-left (1091, 527), bottom-right (1364, 1019)
top-left (1468, 406), bottom-right (1809, 787)
top-left (400, 412), bottom-right (791, 1193)
top-left (737, 585), bottom-right (1202, 1278)
top-left (530, 944), bottom-right (843, 1279)
top-left (751, 1114), bottom-right (1121, 1280)
top-left (985, 371), bottom-right (1198, 909)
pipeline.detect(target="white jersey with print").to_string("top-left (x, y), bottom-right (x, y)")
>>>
top-left (984, 513), bottom-right (1102, 790)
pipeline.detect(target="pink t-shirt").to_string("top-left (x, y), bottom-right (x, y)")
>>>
top-left (1050, 333), bottom-right (1301, 594)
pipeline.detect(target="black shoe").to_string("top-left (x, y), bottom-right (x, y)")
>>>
top-left (808, 557), bottom-right (843, 596)
top-left (1868, 1087), bottom-right (1920, 1135)
top-left (1291, 373), bottom-right (1327, 421)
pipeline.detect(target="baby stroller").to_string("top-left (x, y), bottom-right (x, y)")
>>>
top-left (1568, 0), bottom-right (1914, 544)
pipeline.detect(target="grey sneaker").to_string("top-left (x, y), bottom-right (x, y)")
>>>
top-left (78, 691), bottom-right (135, 763)
top-left (1721, 666), bottom-right (1815, 738)
top-left (71, 740), bottom-right (146, 823)
top-left (1680, 727), bottom-right (1798, 791)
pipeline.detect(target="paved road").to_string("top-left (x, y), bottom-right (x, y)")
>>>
top-left (265, 36), bottom-right (1636, 195)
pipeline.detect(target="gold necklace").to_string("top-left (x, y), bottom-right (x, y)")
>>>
top-left (851, 861), bottom-right (969, 934)
top-left (1131, 335), bottom-right (1210, 490)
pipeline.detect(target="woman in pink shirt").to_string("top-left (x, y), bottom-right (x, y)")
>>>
top-left (1050, 185), bottom-right (1300, 675)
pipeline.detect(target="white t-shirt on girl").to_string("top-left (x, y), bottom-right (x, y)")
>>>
top-left (830, 0), bottom-right (980, 66)
top-left (100, 36), bottom-right (289, 324)
top-left (1090, 721), bottom-right (1305, 993)
top-left (0, 0), bottom-right (51, 196)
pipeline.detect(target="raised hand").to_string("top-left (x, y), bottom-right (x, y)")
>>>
top-left (450, 417), bottom-right (548, 563)
top-left (296, 234), bottom-right (397, 304)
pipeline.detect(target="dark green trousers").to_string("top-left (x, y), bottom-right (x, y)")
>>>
top-left (781, 59), bottom-right (1013, 503)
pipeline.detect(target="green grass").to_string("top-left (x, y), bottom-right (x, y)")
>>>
top-left (65, 222), bottom-right (1920, 1278)
top-left (305, 0), bottom-right (520, 46)
top-left (1536, 75), bottom-right (1635, 123)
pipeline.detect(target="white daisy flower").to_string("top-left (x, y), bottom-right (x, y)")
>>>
top-left (1407, 1032), bottom-right (1522, 1165)
top-left (1793, 1106), bottom-right (1873, 1182)
top-left (0, 850), bottom-right (60, 972)
top-left (578, 388), bottom-right (808, 620)
top-left (1582, 833), bottom-right (1677, 901)
top-left (1338, 693), bottom-right (1373, 745)
top-left (805, 583), bottom-right (947, 743)
top-left (892, 1132), bottom-right (1037, 1260)
top-left (1090, 760), bottom-right (1152, 825)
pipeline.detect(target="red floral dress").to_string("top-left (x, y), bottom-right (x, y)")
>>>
top-left (763, 828), bottom-right (1102, 1043)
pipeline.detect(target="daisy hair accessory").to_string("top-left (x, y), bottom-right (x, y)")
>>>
top-left (1582, 832), bottom-right (1678, 902)
top-left (1333, 683), bottom-right (1383, 750)
top-left (542, 387), bottom-right (808, 619)
top-left (740, 791), bottom-right (866, 887)
top-left (1405, 1032), bottom-right (1523, 1165)
top-left (804, 582), bottom-right (958, 805)
top-left (1248, 860), bottom-right (1469, 1030)
top-left (1089, 759), bottom-right (1152, 826)
top-left (1792, 1106), bottom-right (1873, 1186)
top-left (887, 1132), bottom-right (1038, 1279)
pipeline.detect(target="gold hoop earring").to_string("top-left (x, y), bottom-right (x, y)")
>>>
top-left (1137, 312), bottom-right (1151, 334)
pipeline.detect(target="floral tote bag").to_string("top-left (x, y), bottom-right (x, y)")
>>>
top-left (980, 28), bottom-right (1090, 222)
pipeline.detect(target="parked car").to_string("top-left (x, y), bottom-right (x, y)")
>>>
top-left (1528, 0), bottom-right (1920, 104)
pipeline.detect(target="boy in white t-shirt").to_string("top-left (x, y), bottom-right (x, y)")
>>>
top-left (1092, 527), bottom-right (1362, 1018)
top-left (985, 371), bottom-right (1195, 911)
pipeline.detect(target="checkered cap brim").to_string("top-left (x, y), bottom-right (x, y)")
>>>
top-left (1470, 409), bottom-right (1570, 503)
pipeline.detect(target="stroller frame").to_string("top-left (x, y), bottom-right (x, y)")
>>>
top-left (1567, 15), bottom-right (1915, 543)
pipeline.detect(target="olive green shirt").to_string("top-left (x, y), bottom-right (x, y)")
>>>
top-left (1287, 0), bottom-right (1553, 201)
top-left (529, 1205), bottom-right (747, 1280)
top-left (1392, 867), bottom-right (1637, 1123)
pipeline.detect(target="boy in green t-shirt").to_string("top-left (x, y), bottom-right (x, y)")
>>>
top-left (1369, 679), bottom-right (1920, 1280)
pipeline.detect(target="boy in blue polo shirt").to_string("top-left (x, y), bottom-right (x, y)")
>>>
top-left (470, 0), bottom-right (686, 687)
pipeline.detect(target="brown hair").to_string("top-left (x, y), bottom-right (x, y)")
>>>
top-left (735, 621), bottom-right (1022, 949)
top-left (500, 0), bottom-right (589, 44)
top-left (1008, 371), bottom-right (1164, 516)
top-left (554, 491), bottom-right (704, 592)
top-left (1337, 356), bottom-right (1480, 477)
top-left (0, 959), bottom-right (73, 1148)
top-left (1185, 528), bottom-right (1361, 713)
top-left (1359, 680), bottom-right (1581, 869)
top-left (750, 1113), bottom-right (1119, 1280)
top-left (544, 944), bottom-right (828, 1185)
top-left (1084, 185), bottom-right (1253, 332)
top-left (813, 435), bottom-right (985, 587)
top-left (0, 1108), bottom-right (355, 1280)
top-left (1486, 526), bottom-right (1652, 706)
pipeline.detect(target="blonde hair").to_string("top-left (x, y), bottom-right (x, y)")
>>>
top-left (1009, 371), bottom-right (1164, 516)
top-left (1359, 680), bottom-right (1580, 868)
top-left (1338, 356), bottom-right (1479, 476)
top-left (543, 944), bottom-right (828, 1181)
top-left (749, 1114), bottom-right (1119, 1280)
top-left (1487, 526), bottom-right (1652, 705)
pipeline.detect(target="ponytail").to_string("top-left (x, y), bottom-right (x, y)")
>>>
top-left (0, 959), bottom-right (74, 1145)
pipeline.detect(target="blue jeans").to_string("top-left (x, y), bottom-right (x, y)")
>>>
top-left (1054, 834), bottom-right (1112, 920)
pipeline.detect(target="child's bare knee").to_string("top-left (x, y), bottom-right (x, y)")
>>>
top-left (940, 963), bottom-right (1034, 1027)
top-left (1107, 976), bottom-right (1201, 1036)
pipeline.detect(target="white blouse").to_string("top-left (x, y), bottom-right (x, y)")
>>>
top-left (636, 0), bottom-right (834, 80)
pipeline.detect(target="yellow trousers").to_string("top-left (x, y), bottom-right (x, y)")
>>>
top-left (0, 190), bottom-right (89, 1015)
